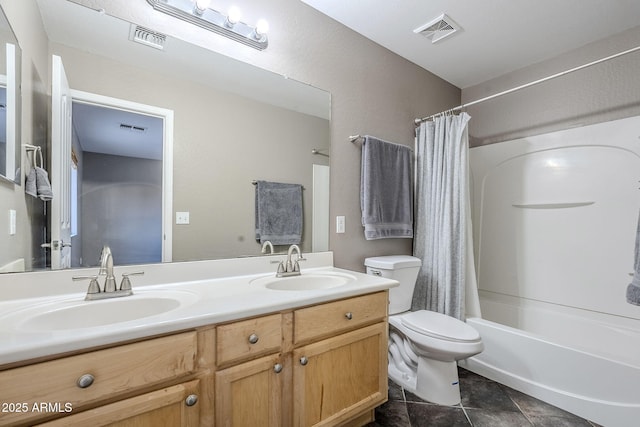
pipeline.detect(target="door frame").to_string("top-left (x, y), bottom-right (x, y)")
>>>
top-left (70, 89), bottom-right (174, 263)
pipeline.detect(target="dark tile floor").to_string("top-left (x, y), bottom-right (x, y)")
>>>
top-left (366, 368), bottom-right (602, 427)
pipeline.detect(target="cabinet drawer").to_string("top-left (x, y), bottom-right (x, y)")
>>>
top-left (0, 332), bottom-right (197, 426)
top-left (216, 313), bottom-right (282, 366)
top-left (294, 291), bottom-right (388, 344)
top-left (37, 379), bottom-right (200, 427)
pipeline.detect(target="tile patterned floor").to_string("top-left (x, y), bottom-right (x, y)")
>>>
top-left (366, 368), bottom-right (602, 427)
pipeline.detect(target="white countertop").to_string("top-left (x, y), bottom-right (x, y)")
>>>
top-left (0, 254), bottom-right (397, 366)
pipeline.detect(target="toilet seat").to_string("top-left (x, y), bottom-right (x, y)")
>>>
top-left (400, 310), bottom-right (480, 343)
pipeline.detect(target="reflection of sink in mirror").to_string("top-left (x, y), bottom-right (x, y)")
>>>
top-left (12, 290), bottom-right (199, 331)
top-left (251, 272), bottom-right (356, 291)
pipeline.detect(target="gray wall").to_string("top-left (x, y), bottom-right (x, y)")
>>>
top-left (463, 26), bottom-right (640, 146)
top-left (52, 42), bottom-right (330, 260)
top-left (80, 152), bottom-right (162, 266)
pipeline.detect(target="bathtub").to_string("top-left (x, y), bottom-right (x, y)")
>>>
top-left (465, 116), bottom-right (640, 427)
top-left (460, 292), bottom-right (640, 427)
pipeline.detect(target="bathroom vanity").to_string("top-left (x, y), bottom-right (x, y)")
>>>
top-left (0, 253), bottom-right (396, 427)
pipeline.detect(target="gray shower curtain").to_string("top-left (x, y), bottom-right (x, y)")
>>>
top-left (412, 112), bottom-right (474, 320)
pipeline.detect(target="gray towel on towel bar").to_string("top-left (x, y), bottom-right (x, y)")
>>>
top-left (627, 210), bottom-right (640, 305)
top-left (255, 180), bottom-right (303, 245)
top-left (35, 167), bottom-right (53, 201)
top-left (25, 168), bottom-right (37, 198)
top-left (360, 135), bottom-right (413, 240)
top-left (25, 166), bottom-right (53, 201)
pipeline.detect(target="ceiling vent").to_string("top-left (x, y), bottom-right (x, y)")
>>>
top-left (120, 123), bottom-right (147, 133)
top-left (414, 14), bottom-right (462, 44)
top-left (129, 25), bottom-right (166, 50)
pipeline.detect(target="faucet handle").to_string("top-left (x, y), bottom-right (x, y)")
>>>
top-left (120, 271), bottom-right (144, 291)
top-left (73, 275), bottom-right (101, 294)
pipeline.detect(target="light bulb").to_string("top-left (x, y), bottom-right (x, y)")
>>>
top-left (227, 6), bottom-right (241, 25)
top-left (255, 19), bottom-right (269, 37)
top-left (194, 0), bottom-right (210, 15)
top-left (195, 0), bottom-right (211, 9)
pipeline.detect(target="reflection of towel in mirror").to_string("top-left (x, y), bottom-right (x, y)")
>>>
top-left (35, 167), bottom-right (53, 201)
top-left (25, 168), bottom-right (37, 198)
top-left (360, 135), bottom-right (413, 240)
top-left (627, 210), bottom-right (640, 305)
top-left (25, 146), bottom-right (53, 201)
top-left (255, 180), bottom-right (303, 245)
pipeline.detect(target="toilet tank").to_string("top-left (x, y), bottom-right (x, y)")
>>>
top-left (364, 255), bottom-right (422, 315)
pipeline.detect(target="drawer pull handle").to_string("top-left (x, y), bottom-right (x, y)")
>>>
top-left (185, 394), bottom-right (198, 407)
top-left (76, 374), bottom-right (95, 389)
top-left (345, 312), bottom-right (353, 320)
top-left (274, 363), bottom-right (283, 374)
top-left (300, 356), bottom-right (308, 366)
top-left (248, 333), bottom-right (259, 344)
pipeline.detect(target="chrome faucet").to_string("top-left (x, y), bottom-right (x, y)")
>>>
top-left (73, 246), bottom-right (143, 300)
top-left (98, 245), bottom-right (112, 276)
top-left (276, 244), bottom-right (303, 277)
top-left (261, 240), bottom-right (274, 255)
top-left (102, 252), bottom-right (118, 293)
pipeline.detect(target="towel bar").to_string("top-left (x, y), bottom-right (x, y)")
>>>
top-left (252, 180), bottom-right (305, 190)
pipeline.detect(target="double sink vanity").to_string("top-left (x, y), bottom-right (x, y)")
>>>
top-left (0, 252), bottom-right (397, 426)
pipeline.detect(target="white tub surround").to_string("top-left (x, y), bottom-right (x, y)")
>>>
top-left (468, 116), bottom-right (640, 427)
top-left (0, 252), bottom-right (398, 366)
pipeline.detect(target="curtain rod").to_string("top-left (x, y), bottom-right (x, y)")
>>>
top-left (414, 44), bottom-right (640, 125)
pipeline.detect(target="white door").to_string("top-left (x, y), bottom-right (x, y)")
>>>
top-left (50, 55), bottom-right (72, 269)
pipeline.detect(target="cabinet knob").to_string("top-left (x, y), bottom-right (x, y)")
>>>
top-left (274, 363), bottom-right (283, 373)
top-left (248, 333), bottom-right (259, 344)
top-left (300, 356), bottom-right (308, 366)
top-left (76, 374), bottom-right (95, 389)
top-left (185, 394), bottom-right (198, 407)
top-left (345, 312), bottom-right (353, 320)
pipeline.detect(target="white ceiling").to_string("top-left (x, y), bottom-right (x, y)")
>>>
top-left (72, 102), bottom-right (164, 160)
top-left (301, 0), bottom-right (640, 89)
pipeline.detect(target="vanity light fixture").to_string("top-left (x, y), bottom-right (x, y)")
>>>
top-left (146, 0), bottom-right (269, 50)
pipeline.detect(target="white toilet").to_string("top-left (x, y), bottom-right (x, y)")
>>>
top-left (365, 255), bottom-right (483, 406)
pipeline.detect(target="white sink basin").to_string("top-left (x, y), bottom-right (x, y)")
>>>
top-left (251, 271), bottom-right (356, 291)
top-left (12, 290), bottom-right (199, 331)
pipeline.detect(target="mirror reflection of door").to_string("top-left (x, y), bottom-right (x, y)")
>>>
top-left (71, 101), bottom-right (164, 268)
top-left (50, 55), bottom-right (72, 269)
top-left (50, 56), bottom-right (172, 268)
top-left (0, 85), bottom-right (6, 177)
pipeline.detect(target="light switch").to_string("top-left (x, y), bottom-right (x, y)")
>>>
top-left (336, 215), bottom-right (345, 233)
top-left (8, 209), bottom-right (16, 235)
top-left (176, 211), bottom-right (190, 225)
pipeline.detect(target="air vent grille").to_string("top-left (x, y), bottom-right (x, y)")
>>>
top-left (129, 25), bottom-right (166, 50)
top-left (414, 14), bottom-right (462, 44)
top-left (120, 123), bottom-right (147, 133)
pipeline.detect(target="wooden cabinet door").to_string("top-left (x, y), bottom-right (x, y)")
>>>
top-left (215, 353), bottom-right (284, 427)
top-left (292, 322), bottom-right (387, 427)
top-left (37, 380), bottom-right (200, 427)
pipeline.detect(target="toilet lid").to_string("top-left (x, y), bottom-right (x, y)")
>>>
top-left (400, 310), bottom-right (480, 342)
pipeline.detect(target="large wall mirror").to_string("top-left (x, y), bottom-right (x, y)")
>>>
top-left (1, 0), bottom-right (330, 273)
top-left (0, 5), bottom-right (21, 184)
